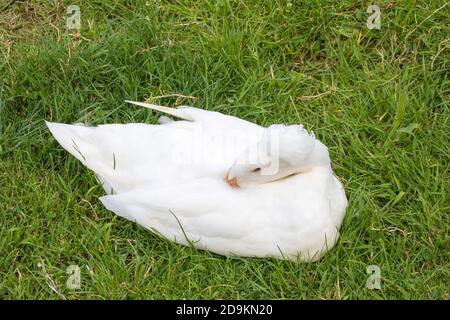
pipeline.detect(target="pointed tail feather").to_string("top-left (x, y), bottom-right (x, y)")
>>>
top-left (45, 121), bottom-right (140, 194)
top-left (46, 121), bottom-right (93, 164)
top-left (124, 100), bottom-right (194, 121)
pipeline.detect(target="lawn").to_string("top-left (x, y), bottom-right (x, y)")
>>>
top-left (0, 0), bottom-right (448, 299)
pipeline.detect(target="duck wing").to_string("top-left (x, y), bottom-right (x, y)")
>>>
top-left (98, 177), bottom-right (274, 257)
top-left (125, 100), bottom-right (261, 131)
top-left (46, 105), bottom-right (262, 194)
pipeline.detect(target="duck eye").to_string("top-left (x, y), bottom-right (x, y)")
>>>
top-left (251, 168), bottom-right (261, 173)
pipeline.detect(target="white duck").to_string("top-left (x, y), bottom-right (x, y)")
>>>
top-left (46, 101), bottom-right (347, 262)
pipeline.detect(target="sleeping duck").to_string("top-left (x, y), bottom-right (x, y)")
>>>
top-left (46, 101), bottom-right (347, 262)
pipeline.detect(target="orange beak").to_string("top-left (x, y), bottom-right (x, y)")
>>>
top-left (225, 170), bottom-right (240, 188)
top-left (227, 176), bottom-right (240, 188)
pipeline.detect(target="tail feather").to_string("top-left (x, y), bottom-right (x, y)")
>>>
top-left (46, 121), bottom-right (144, 194)
top-left (46, 121), bottom-right (96, 164)
top-left (124, 100), bottom-right (194, 121)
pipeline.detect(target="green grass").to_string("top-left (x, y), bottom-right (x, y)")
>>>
top-left (0, 0), bottom-right (448, 299)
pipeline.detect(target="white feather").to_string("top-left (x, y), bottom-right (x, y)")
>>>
top-left (46, 104), bottom-right (347, 261)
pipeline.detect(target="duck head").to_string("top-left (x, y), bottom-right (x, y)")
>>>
top-left (226, 124), bottom-right (330, 187)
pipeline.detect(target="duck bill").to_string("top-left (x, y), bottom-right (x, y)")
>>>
top-left (227, 176), bottom-right (240, 188)
top-left (225, 169), bottom-right (240, 188)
